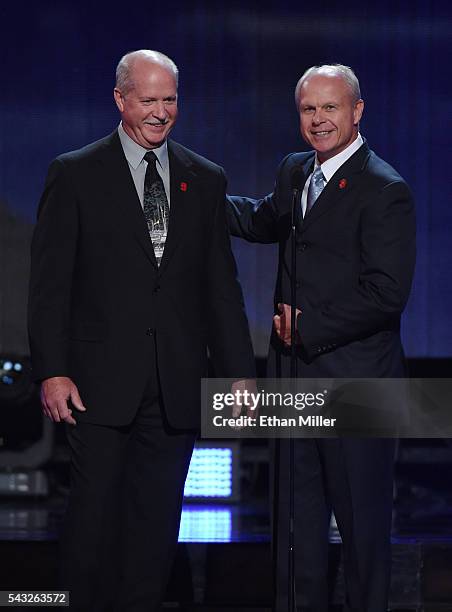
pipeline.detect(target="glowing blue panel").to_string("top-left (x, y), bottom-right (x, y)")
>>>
top-left (184, 447), bottom-right (233, 499)
top-left (178, 507), bottom-right (232, 542)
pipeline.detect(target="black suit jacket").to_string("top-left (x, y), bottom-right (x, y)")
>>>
top-left (29, 130), bottom-right (255, 427)
top-left (228, 141), bottom-right (416, 378)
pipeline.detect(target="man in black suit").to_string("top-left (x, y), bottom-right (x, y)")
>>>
top-left (227, 64), bottom-right (415, 611)
top-left (28, 49), bottom-right (255, 611)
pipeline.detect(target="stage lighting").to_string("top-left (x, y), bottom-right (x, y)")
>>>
top-left (0, 355), bottom-right (53, 494)
top-left (183, 442), bottom-right (239, 502)
top-left (0, 356), bottom-right (34, 406)
top-left (179, 506), bottom-right (233, 542)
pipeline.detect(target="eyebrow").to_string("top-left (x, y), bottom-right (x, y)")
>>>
top-left (138, 95), bottom-right (177, 100)
top-left (301, 101), bottom-right (339, 108)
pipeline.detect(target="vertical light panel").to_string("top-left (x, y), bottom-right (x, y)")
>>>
top-left (183, 443), bottom-right (238, 501)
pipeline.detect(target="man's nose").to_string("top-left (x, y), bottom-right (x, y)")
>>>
top-left (312, 108), bottom-right (325, 124)
top-left (152, 101), bottom-right (167, 119)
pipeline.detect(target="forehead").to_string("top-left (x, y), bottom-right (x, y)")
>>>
top-left (299, 74), bottom-right (351, 103)
top-left (130, 60), bottom-right (177, 92)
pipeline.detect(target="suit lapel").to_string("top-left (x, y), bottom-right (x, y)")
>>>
top-left (98, 131), bottom-right (158, 267)
top-left (158, 140), bottom-right (197, 274)
top-left (300, 155), bottom-right (315, 181)
top-left (301, 141), bottom-right (371, 232)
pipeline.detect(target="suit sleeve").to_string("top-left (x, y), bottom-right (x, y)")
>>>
top-left (225, 154), bottom-right (294, 244)
top-left (226, 193), bottom-right (279, 243)
top-left (28, 158), bottom-right (78, 381)
top-left (206, 170), bottom-right (256, 379)
top-left (299, 180), bottom-right (416, 358)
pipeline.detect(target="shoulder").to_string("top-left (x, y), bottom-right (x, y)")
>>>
top-left (168, 140), bottom-right (224, 178)
top-left (364, 148), bottom-right (409, 190)
top-left (53, 131), bottom-right (118, 168)
top-left (358, 147), bottom-right (415, 215)
top-left (282, 150), bottom-right (313, 169)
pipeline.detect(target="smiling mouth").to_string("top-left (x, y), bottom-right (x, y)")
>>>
top-left (312, 130), bottom-right (333, 137)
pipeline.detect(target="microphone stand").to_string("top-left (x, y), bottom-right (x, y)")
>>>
top-left (288, 185), bottom-right (299, 612)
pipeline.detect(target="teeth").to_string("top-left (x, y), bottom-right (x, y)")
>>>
top-left (314, 131), bottom-right (330, 136)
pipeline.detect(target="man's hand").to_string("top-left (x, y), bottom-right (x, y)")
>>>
top-left (40, 376), bottom-right (86, 426)
top-left (273, 303), bottom-right (302, 346)
top-left (231, 378), bottom-right (258, 419)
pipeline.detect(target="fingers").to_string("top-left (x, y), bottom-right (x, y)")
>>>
top-left (231, 379), bottom-right (258, 420)
top-left (246, 405), bottom-right (258, 420)
top-left (40, 377), bottom-right (85, 425)
top-left (274, 303), bottom-right (301, 346)
top-left (41, 398), bottom-right (52, 421)
top-left (274, 310), bottom-right (291, 345)
top-left (232, 404), bottom-right (241, 418)
top-left (70, 386), bottom-right (87, 412)
top-left (49, 399), bottom-right (68, 423)
top-left (40, 388), bottom-right (60, 422)
top-left (62, 410), bottom-right (77, 426)
top-left (273, 314), bottom-right (281, 335)
top-left (232, 381), bottom-right (244, 417)
top-left (43, 399), bottom-right (62, 423)
top-left (42, 398), bottom-right (77, 425)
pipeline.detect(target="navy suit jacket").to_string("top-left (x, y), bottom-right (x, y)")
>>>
top-left (227, 141), bottom-right (416, 378)
top-left (29, 130), bottom-right (255, 427)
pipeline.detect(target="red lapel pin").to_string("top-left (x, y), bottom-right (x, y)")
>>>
top-left (180, 182), bottom-right (188, 192)
top-left (339, 178), bottom-right (347, 189)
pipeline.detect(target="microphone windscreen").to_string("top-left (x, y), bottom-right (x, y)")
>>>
top-left (290, 167), bottom-right (304, 191)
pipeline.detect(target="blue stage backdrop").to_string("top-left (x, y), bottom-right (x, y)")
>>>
top-left (0, 1), bottom-right (450, 357)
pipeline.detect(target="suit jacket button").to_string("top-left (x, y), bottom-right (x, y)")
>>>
top-left (146, 328), bottom-right (154, 336)
top-left (298, 242), bottom-right (308, 252)
top-left (153, 285), bottom-right (161, 295)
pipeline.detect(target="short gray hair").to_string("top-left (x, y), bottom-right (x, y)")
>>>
top-left (115, 50), bottom-right (179, 94)
top-left (295, 64), bottom-right (361, 106)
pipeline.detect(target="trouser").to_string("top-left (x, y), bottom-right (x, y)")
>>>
top-left (273, 438), bottom-right (395, 612)
top-left (60, 369), bottom-right (196, 612)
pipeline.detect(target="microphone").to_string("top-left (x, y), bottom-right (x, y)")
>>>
top-left (290, 166), bottom-right (304, 192)
top-left (290, 167), bottom-right (304, 228)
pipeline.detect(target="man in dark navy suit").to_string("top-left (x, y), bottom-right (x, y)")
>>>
top-left (227, 64), bottom-right (415, 611)
top-left (29, 50), bottom-right (255, 611)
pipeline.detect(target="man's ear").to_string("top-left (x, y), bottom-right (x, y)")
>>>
top-left (354, 99), bottom-right (364, 125)
top-left (113, 88), bottom-right (124, 113)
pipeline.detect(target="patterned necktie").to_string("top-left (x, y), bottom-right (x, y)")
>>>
top-left (306, 166), bottom-right (325, 215)
top-left (143, 151), bottom-right (170, 266)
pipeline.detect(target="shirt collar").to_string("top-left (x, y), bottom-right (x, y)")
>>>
top-left (315, 133), bottom-right (364, 182)
top-left (118, 122), bottom-right (169, 171)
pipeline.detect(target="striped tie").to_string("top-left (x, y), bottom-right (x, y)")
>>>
top-left (306, 166), bottom-right (325, 215)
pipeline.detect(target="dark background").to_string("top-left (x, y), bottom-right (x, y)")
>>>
top-left (0, 0), bottom-right (450, 358)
